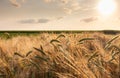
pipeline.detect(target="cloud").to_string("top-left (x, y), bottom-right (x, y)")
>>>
top-left (43, 0), bottom-right (81, 14)
top-left (44, 0), bottom-right (69, 3)
top-left (81, 17), bottom-right (98, 23)
top-left (9, 0), bottom-right (81, 15)
top-left (56, 16), bottom-right (64, 20)
top-left (70, 1), bottom-right (81, 10)
top-left (60, 0), bottom-right (69, 4)
top-left (19, 18), bottom-right (50, 24)
top-left (118, 17), bottom-right (120, 20)
top-left (62, 0), bottom-right (81, 14)
top-left (38, 19), bottom-right (50, 23)
top-left (63, 8), bottom-right (72, 14)
top-left (44, 0), bottom-right (55, 3)
top-left (9, 0), bottom-right (26, 7)
top-left (9, 0), bottom-right (21, 7)
top-left (19, 19), bottom-right (36, 24)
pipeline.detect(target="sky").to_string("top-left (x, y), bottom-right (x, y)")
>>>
top-left (0, 0), bottom-right (120, 30)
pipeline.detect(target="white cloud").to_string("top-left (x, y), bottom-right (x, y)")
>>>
top-left (9, 0), bottom-right (81, 17)
top-left (59, 0), bottom-right (81, 14)
top-left (9, 0), bottom-right (81, 14)
top-left (81, 17), bottom-right (98, 23)
top-left (9, 0), bottom-right (20, 7)
top-left (44, 0), bottom-right (69, 3)
top-left (63, 0), bottom-right (80, 14)
top-left (9, 0), bottom-right (26, 7)
top-left (63, 8), bottom-right (72, 14)
top-left (44, 0), bottom-right (54, 3)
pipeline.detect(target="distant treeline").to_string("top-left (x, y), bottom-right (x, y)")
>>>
top-left (0, 30), bottom-right (119, 34)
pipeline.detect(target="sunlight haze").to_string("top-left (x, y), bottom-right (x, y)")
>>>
top-left (0, 0), bottom-right (120, 30)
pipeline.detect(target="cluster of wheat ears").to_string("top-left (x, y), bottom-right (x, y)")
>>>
top-left (0, 32), bottom-right (119, 78)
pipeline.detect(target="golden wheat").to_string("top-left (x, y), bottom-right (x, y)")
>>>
top-left (0, 32), bottom-right (119, 78)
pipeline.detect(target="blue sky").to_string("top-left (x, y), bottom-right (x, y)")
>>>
top-left (0, 0), bottom-right (120, 30)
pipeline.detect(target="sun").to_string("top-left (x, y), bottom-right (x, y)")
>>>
top-left (97, 0), bottom-right (116, 16)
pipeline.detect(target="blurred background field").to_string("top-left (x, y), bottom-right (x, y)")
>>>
top-left (0, 30), bottom-right (120, 39)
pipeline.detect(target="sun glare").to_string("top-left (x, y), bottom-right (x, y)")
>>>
top-left (97, 0), bottom-right (116, 16)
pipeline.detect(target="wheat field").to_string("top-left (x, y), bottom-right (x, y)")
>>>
top-left (0, 32), bottom-right (119, 78)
